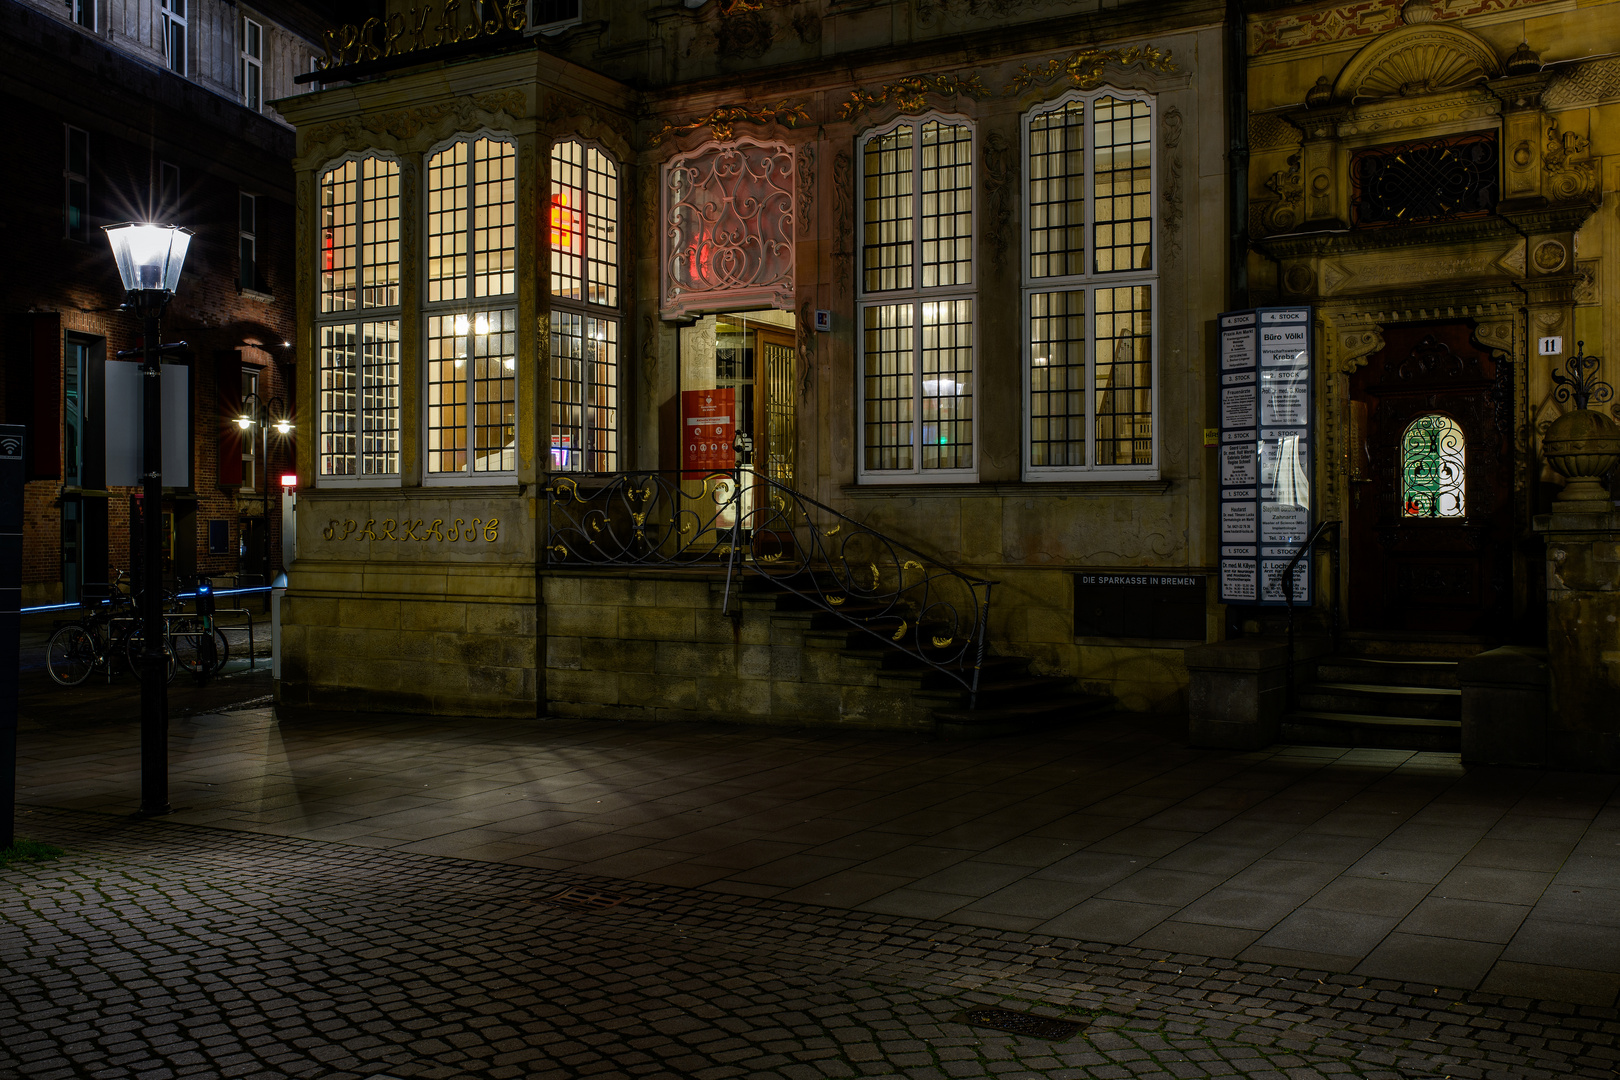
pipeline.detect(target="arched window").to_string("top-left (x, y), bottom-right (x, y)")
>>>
top-left (550, 140), bottom-right (620, 472)
top-left (858, 116), bottom-right (975, 478)
top-left (424, 135), bottom-right (517, 478)
top-left (316, 154), bottom-right (400, 481)
top-left (1401, 413), bottom-right (1465, 518)
top-left (1023, 90), bottom-right (1157, 478)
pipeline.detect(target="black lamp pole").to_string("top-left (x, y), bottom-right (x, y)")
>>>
top-left (239, 392), bottom-right (289, 593)
top-left (136, 293), bottom-right (170, 817)
top-left (105, 221), bottom-right (190, 819)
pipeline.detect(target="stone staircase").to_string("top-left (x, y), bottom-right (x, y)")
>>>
top-left (1282, 635), bottom-right (1485, 751)
top-left (757, 581), bottom-right (1115, 739)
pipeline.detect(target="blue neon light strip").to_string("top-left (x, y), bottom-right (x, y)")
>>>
top-left (22, 585), bottom-right (274, 614)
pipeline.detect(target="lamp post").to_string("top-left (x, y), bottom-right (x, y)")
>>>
top-left (103, 222), bottom-right (192, 818)
top-left (236, 393), bottom-right (293, 593)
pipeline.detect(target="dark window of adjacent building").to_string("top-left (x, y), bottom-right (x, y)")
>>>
top-left (64, 334), bottom-right (95, 486)
top-left (240, 192), bottom-right (257, 292)
top-left (65, 125), bottom-right (89, 242)
top-left (530, 0), bottom-right (581, 34)
top-left (162, 0), bottom-right (186, 76)
top-left (1351, 132), bottom-right (1497, 228)
top-left (241, 16), bottom-right (262, 112)
top-left (158, 161), bottom-right (179, 220)
top-left (72, 0), bottom-right (94, 31)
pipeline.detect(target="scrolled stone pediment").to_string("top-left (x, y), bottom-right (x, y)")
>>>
top-left (1332, 24), bottom-right (1503, 104)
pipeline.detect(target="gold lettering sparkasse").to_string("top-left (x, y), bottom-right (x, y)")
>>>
top-left (326, 512), bottom-right (498, 544)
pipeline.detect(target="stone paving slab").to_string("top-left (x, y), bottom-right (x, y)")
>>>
top-left (5, 807), bottom-right (1619, 1080)
top-left (13, 706), bottom-right (1620, 1011)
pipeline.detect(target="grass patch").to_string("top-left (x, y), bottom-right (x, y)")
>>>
top-left (0, 838), bottom-right (65, 866)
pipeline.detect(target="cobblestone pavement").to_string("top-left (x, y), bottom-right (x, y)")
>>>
top-left (5, 807), bottom-right (1618, 1080)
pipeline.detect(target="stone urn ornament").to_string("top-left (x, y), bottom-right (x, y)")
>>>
top-left (1542, 341), bottom-right (1620, 511)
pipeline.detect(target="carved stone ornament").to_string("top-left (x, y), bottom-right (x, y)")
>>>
top-left (1331, 24), bottom-right (1502, 104)
top-left (837, 74), bottom-right (991, 122)
top-left (1002, 45), bottom-right (1178, 97)
top-left (1544, 123), bottom-right (1598, 202)
top-left (661, 139), bottom-right (795, 319)
top-left (797, 142), bottom-right (816, 240)
top-left (982, 131), bottom-right (1016, 275)
top-left (1257, 152), bottom-right (1304, 235)
top-left (1532, 239), bottom-right (1568, 273)
top-left (1161, 107), bottom-right (1184, 265)
top-left (832, 150), bottom-right (853, 294)
top-left (652, 101), bottom-right (811, 146)
top-left (306, 91), bottom-right (526, 148)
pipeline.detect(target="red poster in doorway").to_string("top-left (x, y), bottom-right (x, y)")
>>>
top-left (681, 388), bottom-right (735, 479)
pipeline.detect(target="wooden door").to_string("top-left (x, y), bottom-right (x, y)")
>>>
top-left (1346, 322), bottom-right (1514, 634)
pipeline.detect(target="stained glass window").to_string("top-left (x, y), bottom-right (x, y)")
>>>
top-left (1401, 414), bottom-right (1465, 518)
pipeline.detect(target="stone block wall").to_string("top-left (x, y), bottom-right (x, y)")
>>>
top-left (543, 571), bottom-right (937, 730)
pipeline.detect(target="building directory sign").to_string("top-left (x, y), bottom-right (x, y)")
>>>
top-left (1217, 307), bottom-right (1313, 606)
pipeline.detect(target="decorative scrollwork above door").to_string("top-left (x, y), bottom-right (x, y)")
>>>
top-left (661, 139), bottom-right (796, 319)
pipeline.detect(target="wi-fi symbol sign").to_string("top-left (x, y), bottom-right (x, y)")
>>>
top-left (0, 436), bottom-right (21, 459)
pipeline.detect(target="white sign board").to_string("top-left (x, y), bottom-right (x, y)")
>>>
top-left (104, 361), bottom-right (191, 488)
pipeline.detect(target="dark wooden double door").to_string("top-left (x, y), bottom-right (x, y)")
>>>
top-left (1346, 322), bottom-right (1514, 635)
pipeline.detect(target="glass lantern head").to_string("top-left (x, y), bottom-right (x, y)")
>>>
top-left (103, 222), bottom-right (193, 294)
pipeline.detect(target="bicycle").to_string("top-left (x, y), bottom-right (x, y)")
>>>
top-left (46, 570), bottom-right (177, 687)
top-left (169, 577), bottom-right (228, 679)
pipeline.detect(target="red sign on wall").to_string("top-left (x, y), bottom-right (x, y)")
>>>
top-left (681, 388), bottom-right (735, 477)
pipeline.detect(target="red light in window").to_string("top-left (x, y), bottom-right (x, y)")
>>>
top-left (550, 191), bottom-right (581, 253)
top-left (280, 473), bottom-right (298, 488)
top-left (322, 227), bottom-right (334, 273)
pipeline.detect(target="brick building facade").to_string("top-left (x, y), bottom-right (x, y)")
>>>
top-left (1, 0), bottom-right (340, 605)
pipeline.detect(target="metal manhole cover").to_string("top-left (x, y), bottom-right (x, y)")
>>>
top-left (957, 1007), bottom-right (1085, 1041)
top-left (540, 886), bottom-right (630, 912)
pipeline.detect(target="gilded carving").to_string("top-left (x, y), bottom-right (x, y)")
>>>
top-left (797, 298), bottom-right (815, 401)
top-left (832, 150), bottom-right (853, 295)
top-left (651, 101), bottom-right (811, 146)
top-left (837, 74), bottom-right (991, 121)
top-left (982, 131), bottom-right (1016, 276)
top-left (1160, 107), bottom-right (1184, 265)
top-left (306, 90), bottom-right (526, 147)
top-left (1002, 46), bottom-right (1177, 96)
top-left (797, 142), bottom-right (816, 241)
top-left (1544, 123), bottom-right (1597, 202)
top-left (1249, 0), bottom-right (1560, 57)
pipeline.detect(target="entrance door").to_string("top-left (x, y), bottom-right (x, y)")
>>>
top-left (1346, 322), bottom-right (1513, 634)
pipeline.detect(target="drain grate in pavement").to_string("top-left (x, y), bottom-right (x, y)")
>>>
top-left (540, 885), bottom-right (631, 912)
top-left (956, 1007), bottom-right (1085, 1041)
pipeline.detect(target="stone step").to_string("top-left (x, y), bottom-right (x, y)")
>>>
top-left (934, 692), bottom-right (1115, 739)
top-left (1313, 656), bottom-right (1460, 689)
top-left (1338, 633), bottom-right (1488, 661)
top-left (1281, 709), bottom-right (1461, 752)
top-left (1295, 681), bottom-right (1461, 721)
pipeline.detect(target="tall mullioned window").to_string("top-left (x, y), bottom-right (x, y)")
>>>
top-left (317, 155), bottom-right (401, 481)
top-left (549, 140), bottom-right (620, 472)
top-left (241, 16), bottom-right (262, 112)
top-left (858, 116), bottom-right (975, 478)
top-left (161, 0), bottom-right (186, 75)
top-left (1023, 91), bottom-right (1157, 478)
top-left (425, 136), bottom-right (517, 477)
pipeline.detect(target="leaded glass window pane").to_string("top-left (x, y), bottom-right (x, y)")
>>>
top-left (863, 127), bottom-right (913, 294)
top-left (1092, 96), bottom-right (1153, 274)
top-left (426, 310), bottom-right (516, 475)
top-left (550, 140), bottom-right (620, 473)
top-left (919, 121), bottom-right (973, 289)
top-left (1030, 290), bottom-right (1086, 467)
top-left (863, 304), bottom-right (914, 471)
top-left (1094, 285), bottom-right (1152, 466)
top-left (1401, 414), bottom-right (1465, 518)
top-left (1029, 101), bottom-right (1086, 279)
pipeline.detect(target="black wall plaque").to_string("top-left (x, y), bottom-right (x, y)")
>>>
top-left (1074, 573), bottom-right (1206, 641)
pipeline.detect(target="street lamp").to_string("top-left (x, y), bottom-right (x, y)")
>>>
top-left (103, 222), bottom-right (192, 818)
top-left (236, 393), bottom-right (293, 594)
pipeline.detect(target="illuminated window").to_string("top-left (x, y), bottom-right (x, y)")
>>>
top-left (1023, 91), bottom-right (1156, 477)
top-left (858, 117), bottom-right (975, 478)
top-left (1401, 414), bottom-right (1465, 518)
top-left (550, 140), bottom-right (619, 472)
top-left (316, 156), bottom-right (401, 480)
top-left (425, 136), bottom-right (517, 478)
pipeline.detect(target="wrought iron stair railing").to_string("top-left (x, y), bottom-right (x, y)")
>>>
top-left (542, 470), bottom-right (995, 702)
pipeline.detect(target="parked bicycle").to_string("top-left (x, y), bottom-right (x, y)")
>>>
top-left (169, 576), bottom-right (228, 680)
top-left (46, 570), bottom-right (177, 687)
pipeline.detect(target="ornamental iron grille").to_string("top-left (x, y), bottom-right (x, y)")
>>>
top-left (1351, 132), bottom-right (1497, 228)
top-left (1401, 413), bottom-right (1466, 518)
top-left (662, 139), bottom-right (795, 319)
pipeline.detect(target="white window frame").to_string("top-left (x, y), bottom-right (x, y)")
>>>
top-left (72, 0), bottom-right (95, 32)
top-left (161, 0), bottom-right (186, 76)
top-left (527, 0), bottom-right (582, 35)
top-left (315, 151), bottom-right (404, 488)
top-left (64, 125), bottom-right (89, 243)
top-left (242, 368), bottom-right (260, 492)
top-left (241, 16), bottom-right (263, 112)
top-left (239, 191), bottom-right (258, 292)
top-left (855, 111), bottom-right (979, 484)
top-left (548, 137), bottom-right (622, 474)
top-left (420, 131), bottom-right (520, 486)
top-left (1020, 87), bottom-right (1159, 481)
